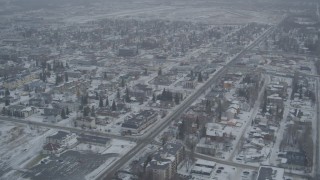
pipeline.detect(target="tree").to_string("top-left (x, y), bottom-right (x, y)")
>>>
top-left (5, 99), bottom-right (10, 106)
top-left (66, 62), bottom-right (69, 69)
top-left (152, 93), bottom-right (156, 103)
top-left (174, 93), bottom-right (180, 105)
top-left (105, 96), bottom-right (109, 106)
top-left (125, 88), bottom-right (131, 102)
top-left (5, 89), bottom-right (10, 97)
top-left (216, 99), bottom-right (222, 120)
top-left (205, 100), bottom-right (212, 114)
top-left (61, 109), bottom-right (66, 119)
top-left (158, 67), bottom-right (162, 76)
top-left (2, 107), bottom-right (6, 115)
top-left (116, 89), bottom-right (121, 99)
top-left (143, 155), bottom-right (152, 173)
top-left (65, 72), bottom-right (68, 82)
top-left (198, 72), bottom-right (203, 82)
top-left (66, 107), bottom-right (70, 115)
top-left (91, 106), bottom-right (95, 117)
top-left (196, 116), bottom-right (200, 129)
top-left (178, 121), bottom-right (185, 139)
top-left (262, 90), bottom-right (267, 115)
top-left (121, 78), bottom-right (125, 87)
top-left (161, 134), bottom-right (168, 146)
top-left (99, 97), bottom-right (104, 107)
top-left (190, 70), bottom-right (194, 78)
top-left (83, 106), bottom-right (90, 116)
top-left (111, 100), bottom-right (117, 111)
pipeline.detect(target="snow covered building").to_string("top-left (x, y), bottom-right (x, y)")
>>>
top-left (121, 109), bottom-right (158, 134)
top-left (74, 116), bottom-right (96, 129)
top-left (146, 142), bottom-right (185, 180)
top-left (77, 134), bottom-right (111, 147)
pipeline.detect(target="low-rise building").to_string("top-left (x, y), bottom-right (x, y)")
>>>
top-left (256, 166), bottom-right (285, 180)
top-left (77, 134), bottom-right (111, 147)
top-left (121, 109), bottom-right (158, 134)
top-left (74, 116), bottom-right (96, 129)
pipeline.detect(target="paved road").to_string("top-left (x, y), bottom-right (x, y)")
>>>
top-left (0, 116), bottom-right (137, 142)
top-left (314, 78), bottom-right (320, 180)
top-left (99, 22), bottom-right (279, 180)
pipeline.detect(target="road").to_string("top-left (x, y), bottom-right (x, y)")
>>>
top-left (99, 21), bottom-right (279, 180)
top-left (314, 78), bottom-right (320, 180)
top-left (0, 116), bottom-right (137, 142)
top-left (0, 17), bottom-right (282, 180)
top-left (228, 74), bottom-right (270, 161)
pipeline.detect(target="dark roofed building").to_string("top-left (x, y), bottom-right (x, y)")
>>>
top-left (256, 166), bottom-right (284, 180)
top-left (77, 134), bottom-right (111, 147)
top-left (121, 109), bottom-right (158, 134)
top-left (46, 131), bottom-right (69, 144)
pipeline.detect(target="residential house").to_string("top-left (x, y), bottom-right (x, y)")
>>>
top-left (74, 116), bottom-right (96, 129)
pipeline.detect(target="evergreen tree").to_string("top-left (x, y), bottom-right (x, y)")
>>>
top-left (196, 116), bottom-right (200, 129)
top-left (152, 93), bottom-right (156, 103)
top-left (216, 99), bottom-right (222, 120)
top-left (5, 89), bottom-right (10, 97)
top-left (105, 96), bottom-right (109, 106)
top-left (66, 107), bottom-right (70, 115)
top-left (174, 93), bottom-right (180, 105)
top-left (5, 99), bottom-right (10, 106)
top-left (158, 67), bottom-right (162, 76)
top-left (111, 100), bottom-right (117, 111)
top-left (61, 109), bottom-right (66, 119)
top-left (65, 72), bottom-right (68, 82)
top-left (125, 88), bottom-right (131, 102)
top-left (91, 106), bottom-right (95, 117)
top-left (121, 78), bottom-right (125, 87)
top-left (99, 97), bottom-right (104, 107)
top-left (117, 89), bottom-right (121, 99)
top-left (198, 72), bottom-right (203, 82)
top-left (262, 91), bottom-right (267, 115)
top-left (83, 106), bottom-right (90, 116)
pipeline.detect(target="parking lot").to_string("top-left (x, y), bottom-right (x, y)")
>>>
top-left (22, 150), bottom-right (118, 180)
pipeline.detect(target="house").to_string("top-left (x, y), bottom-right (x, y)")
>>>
top-left (223, 81), bottom-right (233, 89)
top-left (77, 134), bottom-right (111, 147)
top-left (75, 116), bottom-right (96, 129)
top-left (43, 107), bottom-right (60, 116)
top-left (205, 123), bottom-right (234, 142)
top-left (6, 105), bottom-right (36, 118)
top-left (46, 131), bottom-right (69, 144)
top-left (65, 70), bottom-right (82, 78)
top-left (42, 143), bottom-right (63, 154)
top-left (29, 98), bottom-right (45, 107)
top-left (43, 131), bottom-right (77, 154)
top-left (121, 109), bottom-right (158, 134)
top-left (256, 166), bottom-right (285, 180)
top-left (132, 84), bottom-right (153, 97)
top-left (267, 94), bottom-right (284, 107)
